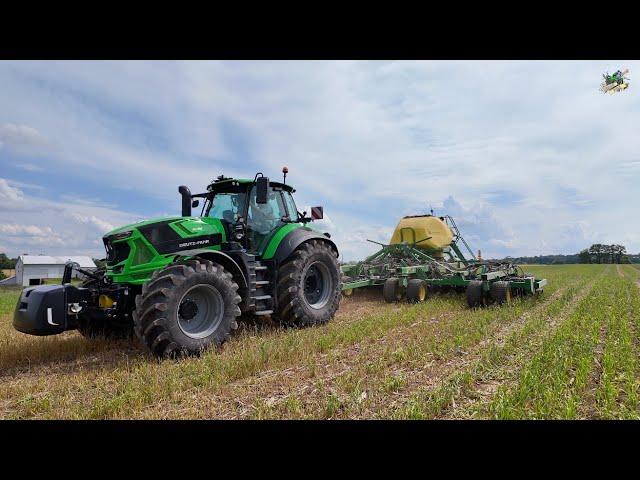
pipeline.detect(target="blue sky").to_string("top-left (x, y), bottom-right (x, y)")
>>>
top-left (1, 60), bottom-right (639, 261)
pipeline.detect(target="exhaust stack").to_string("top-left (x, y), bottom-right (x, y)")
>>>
top-left (178, 185), bottom-right (192, 217)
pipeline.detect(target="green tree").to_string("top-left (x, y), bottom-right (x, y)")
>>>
top-left (584, 244), bottom-right (628, 264)
top-left (578, 249), bottom-right (591, 264)
top-left (0, 253), bottom-right (17, 269)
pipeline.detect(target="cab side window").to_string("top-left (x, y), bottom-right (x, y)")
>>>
top-left (247, 187), bottom-right (288, 252)
top-left (282, 192), bottom-right (298, 221)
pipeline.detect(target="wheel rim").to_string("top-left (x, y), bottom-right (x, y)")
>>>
top-left (177, 284), bottom-right (224, 339)
top-left (303, 261), bottom-right (334, 309)
top-left (418, 285), bottom-right (426, 301)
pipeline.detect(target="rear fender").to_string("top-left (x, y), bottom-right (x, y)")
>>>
top-left (272, 227), bottom-right (339, 265)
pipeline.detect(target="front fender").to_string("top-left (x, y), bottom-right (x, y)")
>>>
top-left (172, 248), bottom-right (247, 289)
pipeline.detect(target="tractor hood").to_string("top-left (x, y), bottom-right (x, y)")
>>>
top-left (102, 216), bottom-right (226, 285)
top-left (104, 216), bottom-right (226, 258)
top-left (105, 216), bottom-right (185, 237)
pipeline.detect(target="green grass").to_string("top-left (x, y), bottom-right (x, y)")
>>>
top-left (1, 264), bottom-right (638, 419)
top-left (487, 265), bottom-right (640, 419)
top-left (0, 286), bottom-right (21, 315)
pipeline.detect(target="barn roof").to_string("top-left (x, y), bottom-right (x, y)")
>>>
top-left (18, 255), bottom-right (96, 268)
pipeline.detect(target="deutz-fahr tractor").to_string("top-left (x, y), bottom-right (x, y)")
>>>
top-left (13, 170), bottom-right (342, 358)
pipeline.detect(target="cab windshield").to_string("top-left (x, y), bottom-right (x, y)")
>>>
top-left (207, 192), bottom-right (247, 224)
top-left (204, 185), bottom-right (299, 254)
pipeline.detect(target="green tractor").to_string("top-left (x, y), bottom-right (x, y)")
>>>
top-left (13, 170), bottom-right (342, 358)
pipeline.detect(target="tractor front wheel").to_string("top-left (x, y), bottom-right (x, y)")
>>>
top-left (132, 259), bottom-right (241, 359)
top-left (275, 240), bottom-right (341, 327)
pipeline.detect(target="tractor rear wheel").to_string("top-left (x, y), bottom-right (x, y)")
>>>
top-left (406, 279), bottom-right (427, 303)
top-left (490, 281), bottom-right (512, 305)
top-left (383, 278), bottom-right (403, 303)
top-left (132, 259), bottom-right (241, 358)
top-left (466, 280), bottom-right (484, 308)
top-left (275, 240), bottom-right (341, 327)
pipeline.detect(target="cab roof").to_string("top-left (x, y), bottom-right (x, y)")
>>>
top-left (206, 176), bottom-right (295, 193)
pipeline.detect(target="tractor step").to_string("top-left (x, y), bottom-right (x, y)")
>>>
top-left (248, 260), bottom-right (274, 313)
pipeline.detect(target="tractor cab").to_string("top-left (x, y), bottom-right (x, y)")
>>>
top-left (193, 175), bottom-right (302, 256)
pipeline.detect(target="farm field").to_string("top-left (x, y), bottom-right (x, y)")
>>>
top-left (0, 264), bottom-right (639, 419)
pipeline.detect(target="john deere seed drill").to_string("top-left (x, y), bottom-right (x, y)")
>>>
top-left (341, 214), bottom-right (546, 307)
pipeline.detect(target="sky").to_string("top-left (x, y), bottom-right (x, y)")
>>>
top-left (1, 60), bottom-right (639, 262)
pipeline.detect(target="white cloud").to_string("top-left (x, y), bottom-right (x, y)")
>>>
top-left (16, 163), bottom-right (44, 172)
top-left (0, 178), bottom-right (138, 257)
top-left (70, 213), bottom-right (114, 233)
top-left (0, 123), bottom-right (50, 155)
top-left (0, 178), bottom-right (24, 202)
top-left (1, 61), bottom-right (640, 259)
top-left (0, 224), bottom-right (55, 236)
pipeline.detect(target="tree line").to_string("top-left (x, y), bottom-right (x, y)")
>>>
top-left (0, 253), bottom-right (17, 269)
top-left (577, 244), bottom-right (629, 264)
top-left (0, 253), bottom-right (18, 280)
top-left (495, 244), bottom-right (634, 265)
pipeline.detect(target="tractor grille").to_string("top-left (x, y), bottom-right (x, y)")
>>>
top-left (103, 237), bottom-right (131, 265)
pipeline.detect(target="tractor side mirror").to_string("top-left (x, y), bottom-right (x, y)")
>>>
top-left (191, 199), bottom-right (200, 208)
top-left (256, 176), bottom-right (269, 204)
top-left (311, 206), bottom-right (324, 220)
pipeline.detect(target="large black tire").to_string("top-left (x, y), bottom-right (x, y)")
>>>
top-left (466, 280), bottom-right (484, 308)
top-left (132, 258), bottom-right (241, 358)
top-left (275, 240), bottom-right (341, 327)
top-left (383, 277), bottom-right (403, 303)
top-left (406, 279), bottom-right (428, 303)
top-left (490, 281), bottom-right (512, 305)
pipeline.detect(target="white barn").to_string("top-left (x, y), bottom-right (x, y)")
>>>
top-left (15, 255), bottom-right (97, 287)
